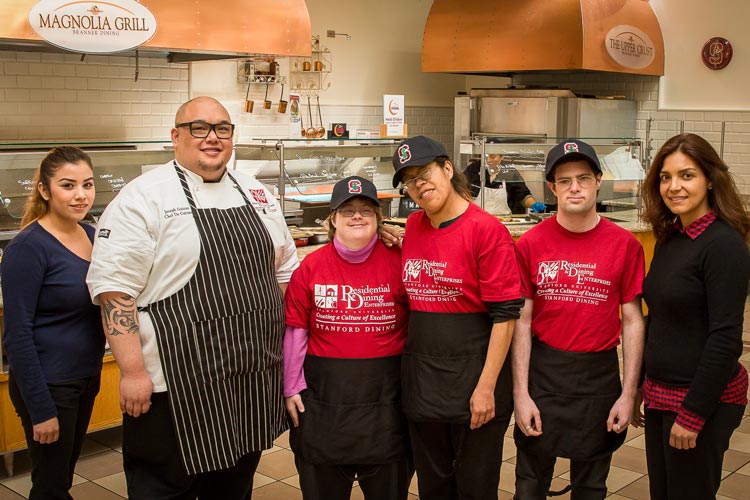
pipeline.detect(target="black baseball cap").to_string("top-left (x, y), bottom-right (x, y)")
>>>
top-left (330, 176), bottom-right (379, 210)
top-left (544, 139), bottom-right (602, 181)
top-left (391, 135), bottom-right (448, 188)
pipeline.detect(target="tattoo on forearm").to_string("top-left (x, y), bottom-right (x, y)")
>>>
top-left (102, 294), bottom-right (139, 336)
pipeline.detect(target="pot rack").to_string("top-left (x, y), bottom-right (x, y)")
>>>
top-left (237, 59), bottom-right (286, 85)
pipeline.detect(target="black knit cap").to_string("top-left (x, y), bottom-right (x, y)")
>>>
top-left (544, 139), bottom-right (602, 181)
top-left (391, 135), bottom-right (448, 188)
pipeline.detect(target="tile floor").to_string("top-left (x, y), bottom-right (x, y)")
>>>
top-left (1, 305), bottom-right (749, 499)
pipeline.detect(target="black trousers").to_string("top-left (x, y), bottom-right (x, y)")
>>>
top-left (644, 404), bottom-right (745, 500)
top-left (8, 373), bottom-right (101, 500)
top-left (514, 447), bottom-right (612, 500)
top-left (122, 392), bottom-right (262, 500)
top-left (408, 417), bottom-right (509, 500)
top-left (295, 455), bottom-right (412, 500)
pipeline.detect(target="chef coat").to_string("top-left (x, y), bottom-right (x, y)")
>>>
top-left (87, 160), bottom-right (298, 392)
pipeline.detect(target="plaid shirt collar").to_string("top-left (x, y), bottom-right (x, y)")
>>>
top-left (675, 210), bottom-right (716, 240)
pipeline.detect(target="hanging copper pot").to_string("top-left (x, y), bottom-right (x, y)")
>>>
top-left (277, 83), bottom-right (287, 113)
top-left (243, 82), bottom-right (254, 113)
top-left (263, 83), bottom-right (271, 109)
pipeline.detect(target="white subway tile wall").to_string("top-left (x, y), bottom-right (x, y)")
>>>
top-left (0, 51), bottom-right (189, 142)
top-left (2, 50), bottom-right (749, 194)
top-left (512, 73), bottom-right (750, 195)
top-left (0, 51), bottom-right (454, 155)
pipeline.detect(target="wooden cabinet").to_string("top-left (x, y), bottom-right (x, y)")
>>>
top-left (0, 355), bottom-right (122, 455)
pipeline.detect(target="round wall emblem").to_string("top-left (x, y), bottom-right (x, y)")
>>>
top-left (701, 37), bottom-right (733, 70)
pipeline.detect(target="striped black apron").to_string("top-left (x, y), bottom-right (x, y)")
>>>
top-left (144, 164), bottom-right (286, 475)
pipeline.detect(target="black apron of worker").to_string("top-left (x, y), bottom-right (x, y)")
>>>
top-left (144, 164), bottom-right (286, 475)
top-left (401, 311), bottom-right (513, 423)
top-left (289, 354), bottom-right (408, 464)
top-left (514, 338), bottom-right (626, 461)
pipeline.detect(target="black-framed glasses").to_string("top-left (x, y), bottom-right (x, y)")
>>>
top-left (553, 174), bottom-right (597, 190)
top-left (175, 121), bottom-right (235, 139)
top-left (337, 206), bottom-right (376, 218)
top-left (400, 165), bottom-right (436, 191)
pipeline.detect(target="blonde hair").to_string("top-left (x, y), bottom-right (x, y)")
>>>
top-left (21, 146), bottom-right (93, 229)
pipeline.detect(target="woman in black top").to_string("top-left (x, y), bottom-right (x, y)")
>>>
top-left (2, 147), bottom-right (104, 500)
top-left (639, 133), bottom-right (749, 499)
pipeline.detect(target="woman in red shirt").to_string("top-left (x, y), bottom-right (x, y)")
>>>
top-left (283, 176), bottom-right (411, 500)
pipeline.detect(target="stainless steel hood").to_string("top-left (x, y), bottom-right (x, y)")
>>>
top-left (423, 0), bottom-right (664, 76)
top-left (0, 0), bottom-right (312, 61)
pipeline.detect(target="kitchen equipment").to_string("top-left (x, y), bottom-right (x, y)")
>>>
top-left (299, 227), bottom-right (329, 244)
top-left (289, 228), bottom-right (313, 247)
top-left (454, 89), bottom-right (638, 206)
top-left (277, 83), bottom-right (288, 113)
top-left (302, 61), bottom-right (311, 71)
top-left (263, 84), bottom-right (271, 109)
top-left (243, 82), bottom-right (254, 113)
top-left (314, 95), bottom-right (325, 139)
top-left (314, 60), bottom-right (323, 71)
top-left (305, 96), bottom-right (316, 138)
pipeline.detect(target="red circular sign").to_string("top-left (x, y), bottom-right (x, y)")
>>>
top-left (701, 37), bottom-right (733, 70)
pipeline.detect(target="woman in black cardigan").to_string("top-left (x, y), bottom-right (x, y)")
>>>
top-left (639, 133), bottom-right (749, 499)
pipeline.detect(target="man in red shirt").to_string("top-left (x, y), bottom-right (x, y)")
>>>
top-left (511, 139), bottom-right (646, 500)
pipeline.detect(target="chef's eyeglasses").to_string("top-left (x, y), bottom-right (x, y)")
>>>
top-left (337, 206), bottom-right (376, 218)
top-left (553, 174), bottom-right (597, 190)
top-left (175, 121), bottom-right (235, 139)
top-left (400, 165), bottom-right (437, 191)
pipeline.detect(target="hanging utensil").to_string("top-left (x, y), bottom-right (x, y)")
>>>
top-left (306, 95), bottom-right (316, 139)
top-left (277, 83), bottom-right (287, 113)
top-left (263, 83), bottom-right (272, 109)
top-left (243, 81), bottom-right (254, 113)
top-left (299, 95), bottom-right (307, 137)
top-left (314, 95), bottom-right (326, 139)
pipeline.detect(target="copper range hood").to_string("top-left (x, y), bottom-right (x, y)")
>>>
top-left (422, 0), bottom-right (664, 76)
top-left (0, 0), bottom-right (311, 61)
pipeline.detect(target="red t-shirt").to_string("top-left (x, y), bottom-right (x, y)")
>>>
top-left (516, 216), bottom-right (644, 352)
top-left (284, 242), bottom-right (408, 358)
top-left (401, 202), bottom-right (521, 312)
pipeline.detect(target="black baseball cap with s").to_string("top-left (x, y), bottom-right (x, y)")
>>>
top-left (391, 135), bottom-right (448, 188)
top-left (544, 139), bottom-right (602, 181)
top-left (330, 176), bottom-right (379, 211)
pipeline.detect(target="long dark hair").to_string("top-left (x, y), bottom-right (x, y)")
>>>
top-left (435, 156), bottom-right (473, 201)
top-left (21, 146), bottom-right (93, 229)
top-left (641, 133), bottom-right (749, 242)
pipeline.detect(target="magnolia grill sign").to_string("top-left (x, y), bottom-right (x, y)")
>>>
top-left (605, 25), bottom-right (655, 70)
top-left (28, 0), bottom-right (157, 53)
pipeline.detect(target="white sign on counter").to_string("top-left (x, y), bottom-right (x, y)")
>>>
top-left (28, 0), bottom-right (157, 54)
top-left (383, 94), bottom-right (405, 137)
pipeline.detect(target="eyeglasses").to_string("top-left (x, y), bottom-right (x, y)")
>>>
top-left (553, 174), bottom-right (597, 190)
top-left (337, 206), bottom-right (376, 218)
top-left (401, 165), bottom-right (436, 191)
top-left (175, 121), bottom-right (235, 139)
